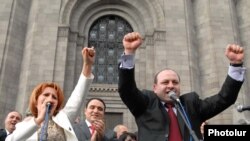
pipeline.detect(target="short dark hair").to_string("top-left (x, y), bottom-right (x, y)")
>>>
top-left (118, 132), bottom-right (137, 141)
top-left (85, 98), bottom-right (106, 111)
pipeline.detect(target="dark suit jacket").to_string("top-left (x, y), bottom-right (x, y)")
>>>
top-left (73, 120), bottom-right (116, 141)
top-left (0, 129), bottom-right (7, 141)
top-left (118, 67), bottom-right (243, 141)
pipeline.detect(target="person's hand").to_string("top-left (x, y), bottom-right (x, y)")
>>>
top-left (82, 46), bottom-right (95, 77)
top-left (90, 120), bottom-right (105, 141)
top-left (82, 46), bottom-right (95, 65)
top-left (200, 121), bottom-right (207, 136)
top-left (90, 131), bottom-right (97, 141)
top-left (93, 119), bottom-right (105, 138)
top-left (34, 102), bottom-right (47, 126)
top-left (123, 32), bottom-right (142, 55)
top-left (225, 44), bottom-right (244, 64)
top-left (90, 130), bottom-right (103, 141)
top-left (91, 120), bottom-right (105, 141)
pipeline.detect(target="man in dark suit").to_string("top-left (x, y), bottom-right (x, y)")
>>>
top-left (118, 32), bottom-right (245, 141)
top-left (0, 111), bottom-right (22, 141)
top-left (73, 98), bottom-right (116, 141)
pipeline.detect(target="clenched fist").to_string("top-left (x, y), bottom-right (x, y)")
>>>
top-left (123, 32), bottom-right (142, 55)
top-left (225, 44), bottom-right (244, 64)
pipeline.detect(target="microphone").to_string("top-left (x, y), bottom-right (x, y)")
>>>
top-left (40, 102), bottom-right (52, 141)
top-left (168, 91), bottom-right (200, 141)
top-left (46, 102), bottom-right (52, 112)
top-left (169, 91), bottom-right (180, 103)
top-left (237, 105), bottom-right (250, 112)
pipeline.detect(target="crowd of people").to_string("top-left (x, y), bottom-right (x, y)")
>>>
top-left (0, 32), bottom-right (246, 141)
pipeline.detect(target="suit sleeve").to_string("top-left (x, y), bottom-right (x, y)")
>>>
top-left (197, 75), bottom-right (244, 119)
top-left (118, 66), bottom-right (149, 117)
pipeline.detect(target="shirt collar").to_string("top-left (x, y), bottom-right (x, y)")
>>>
top-left (85, 119), bottom-right (92, 127)
top-left (5, 129), bottom-right (10, 135)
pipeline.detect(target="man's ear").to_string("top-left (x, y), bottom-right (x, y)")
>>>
top-left (153, 84), bottom-right (157, 93)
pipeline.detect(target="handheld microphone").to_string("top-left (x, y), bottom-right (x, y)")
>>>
top-left (40, 102), bottom-right (52, 141)
top-left (169, 91), bottom-right (180, 103)
top-left (237, 105), bottom-right (250, 112)
top-left (46, 102), bottom-right (52, 112)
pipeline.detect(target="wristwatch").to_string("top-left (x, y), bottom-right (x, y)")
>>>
top-left (230, 63), bottom-right (243, 67)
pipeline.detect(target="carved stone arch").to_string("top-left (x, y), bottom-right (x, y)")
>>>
top-left (59, 0), bottom-right (78, 25)
top-left (71, 3), bottom-right (147, 35)
top-left (79, 7), bottom-right (144, 39)
top-left (60, 0), bottom-right (165, 34)
top-left (144, 0), bottom-right (166, 30)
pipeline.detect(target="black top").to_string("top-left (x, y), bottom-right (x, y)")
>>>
top-left (0, 129), bottom-right (7, 141)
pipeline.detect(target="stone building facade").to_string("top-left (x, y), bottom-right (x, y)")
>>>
top-left (0, 0), bottom-right (249, 132)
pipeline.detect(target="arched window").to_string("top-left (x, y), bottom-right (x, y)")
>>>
top-left (88, 15), bottom-right (133, 84)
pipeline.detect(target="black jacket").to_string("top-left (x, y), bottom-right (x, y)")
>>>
top-left (0, 129), bottom-right (7, 141)
top-left (118, 67), bottom-right (243, 141)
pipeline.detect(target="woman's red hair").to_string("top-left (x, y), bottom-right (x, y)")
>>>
top-left (29, 82), bottom-right (64, 117)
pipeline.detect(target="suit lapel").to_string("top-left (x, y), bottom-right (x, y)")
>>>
top-left (82, 121), bottom-right (92, 138)
top-left (0, 129), bottom-right (7, 140)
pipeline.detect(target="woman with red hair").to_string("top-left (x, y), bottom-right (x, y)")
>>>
top-left (6, 47), bottom-right (95, 141)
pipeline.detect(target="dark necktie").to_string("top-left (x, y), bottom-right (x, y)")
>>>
top-left (166, 104), bottom-right (182, 141)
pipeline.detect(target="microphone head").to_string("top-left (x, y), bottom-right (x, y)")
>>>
top-left (46, 102), bottom-right (51, 106)
top-left (169, 91), bottom-right (175, 97)
top-left (46, 102), bottom-right (52, 111)
top-left (169, 91), bottom-right (180, 102)
top-left (237, 105), bottom-right (243, 112)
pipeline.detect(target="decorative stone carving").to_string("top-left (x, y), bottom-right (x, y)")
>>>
top-left (90, 84), bottom-right (118, 92)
